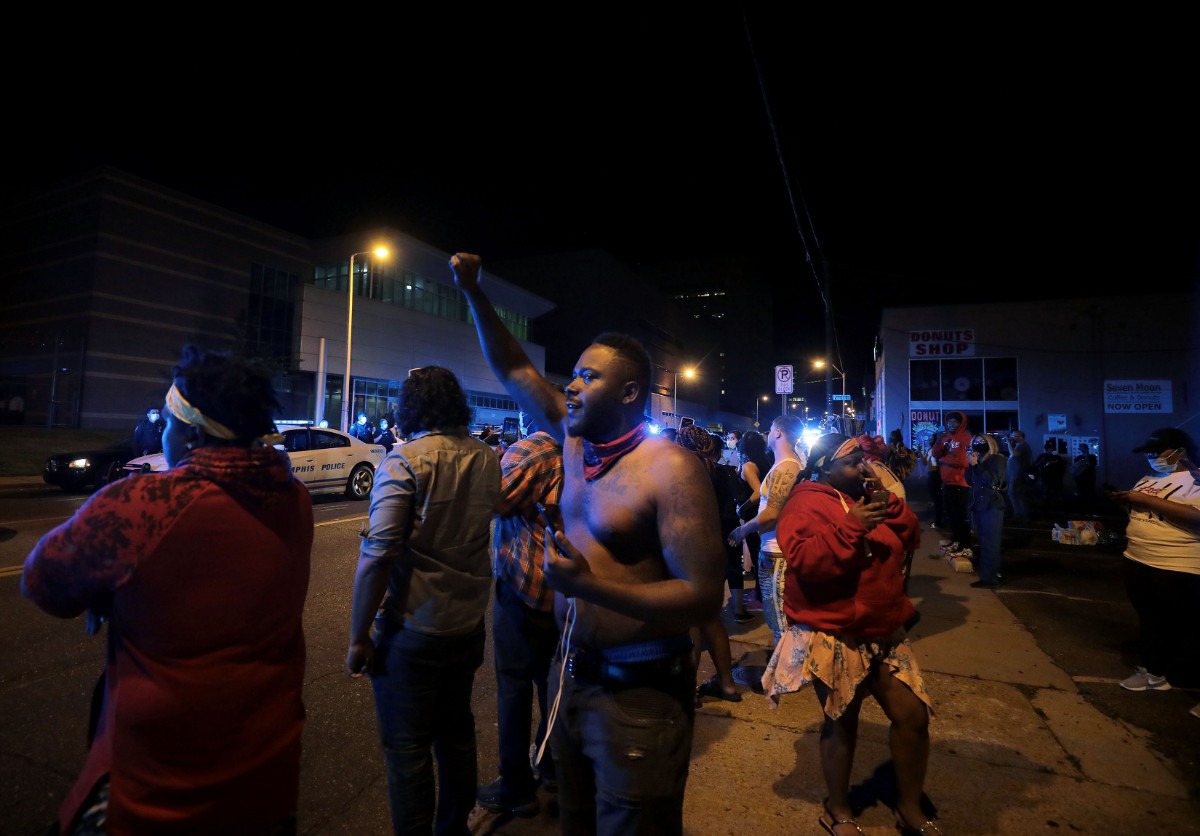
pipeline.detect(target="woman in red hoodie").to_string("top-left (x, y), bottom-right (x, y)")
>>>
top-left (762, 433), bottom-right (940, 836)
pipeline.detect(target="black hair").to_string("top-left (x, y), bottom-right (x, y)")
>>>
top-left (592, 332), bottom-right (651, 408)
top-left (399, 366), bottom-right (471, 436)
top-left (171, 344), bottom-right (280, 443)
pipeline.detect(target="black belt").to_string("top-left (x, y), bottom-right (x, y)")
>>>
top-left (566, 640), bottom-right (693, 690)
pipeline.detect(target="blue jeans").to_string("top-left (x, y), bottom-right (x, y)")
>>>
top-left (757, 550), bottom-right (786, 644)
top-left (492, 579), bottom-right (559, 793)
top-left (370, 618), bottom-right (485, 836)
top-left (548, 648), bottom-right (695, 835)
top-left (972, 505), bottom-right (1005, 584)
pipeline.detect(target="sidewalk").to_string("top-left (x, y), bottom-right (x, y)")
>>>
top-left (472, 521), bottom-right (1200, 834)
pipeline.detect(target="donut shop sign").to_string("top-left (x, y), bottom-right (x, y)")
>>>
top-left (910, 329), bottom-right (975, 357)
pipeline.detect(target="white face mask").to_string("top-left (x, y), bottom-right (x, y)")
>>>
top-left (1149, 450), bottom-right (1179, 474)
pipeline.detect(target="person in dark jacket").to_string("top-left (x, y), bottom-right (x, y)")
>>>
top-left (132, 406), bottom-right (164, 456)
top-left (967, 433), bottom-right (1007, 588)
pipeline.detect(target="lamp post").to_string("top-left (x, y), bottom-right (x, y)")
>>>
top-left (755, 394), bottom-right (769, 428)
top-left (813, 359), bottom-right (846, 431)
top-left (341, 247), bottom-right (389, 432)
top-left (672, 367), bottom-right (696, 428)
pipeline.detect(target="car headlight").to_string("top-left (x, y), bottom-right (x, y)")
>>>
top-left (68, 458), bottom-right (91, 469)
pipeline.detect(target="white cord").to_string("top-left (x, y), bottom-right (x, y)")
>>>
top-left (534, 597), bottom-right (575, 769)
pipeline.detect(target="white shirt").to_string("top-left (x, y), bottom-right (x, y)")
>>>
top-left (1123, 470), bottom-right (1200, 574)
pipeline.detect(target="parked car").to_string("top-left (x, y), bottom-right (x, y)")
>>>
top-left (121, 426), bottom-right (387, 500)
top-left (43, 443), bottom-right (134, 492)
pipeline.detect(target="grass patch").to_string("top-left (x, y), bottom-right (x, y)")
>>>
top-left (0, 427), bottom-right (131, 477)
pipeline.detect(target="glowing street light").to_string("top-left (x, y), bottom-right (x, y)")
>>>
top-left (672, 367), bottom-right (696, 428)
top-left (813, 359), bottom-right (846, 429)
top-left (342, 246), bottom-right (389, 432)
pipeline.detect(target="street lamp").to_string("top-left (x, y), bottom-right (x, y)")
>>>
top-left (672, 367), bottom-right (696, 428)
top-left (341, 247), bottom-right (389, 432)
top-left (755, 394), bottom-right (769, 427)
top-left (813, 359), bottom-right (846, 430)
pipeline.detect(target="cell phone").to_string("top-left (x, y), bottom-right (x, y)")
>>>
top-left (535, 502), bottom-right (557, 532)
top-left (870, 489), bottom-right (890, 505)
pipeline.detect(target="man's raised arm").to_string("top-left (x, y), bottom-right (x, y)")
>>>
top-left (450, 253), bottom-right (564, 440)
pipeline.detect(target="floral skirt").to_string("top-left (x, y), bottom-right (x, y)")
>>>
top-left (761, 624), bottom-right (934, 719)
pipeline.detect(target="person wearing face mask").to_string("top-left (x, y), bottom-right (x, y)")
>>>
top-left (966, 433), bottom-right (1008, 589)
top-left (1107, 428), bottom-right (1200, 706)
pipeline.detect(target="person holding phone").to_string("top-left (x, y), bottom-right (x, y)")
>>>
top-left (1108, 427), bottom-right (1200, 711)
top-left (763, 433), bottom-right (938, 835)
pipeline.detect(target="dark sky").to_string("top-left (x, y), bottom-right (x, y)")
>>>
top-left (10, 10), bottom-right (1198, 391)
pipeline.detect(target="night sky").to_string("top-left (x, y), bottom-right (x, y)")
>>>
top-left (9, 10), bottom-right (1198, 393)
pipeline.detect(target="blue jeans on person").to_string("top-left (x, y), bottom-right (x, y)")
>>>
top-left (548, 647), bottom-right (695, 836)
top-left (370, 617), bottom-right (486, 836)
top-left (972, 505), bottom-right (1005, 584)
top-left (757, 550), bottom-right (786, 644)
top-left (492, 579), bottom-right (559, 794)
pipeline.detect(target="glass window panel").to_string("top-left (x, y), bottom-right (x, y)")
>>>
top-left (941, 358), bottom-right (983, 402)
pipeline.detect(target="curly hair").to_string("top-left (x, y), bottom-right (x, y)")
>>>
top-left (399, 367), bottom-right (471, 436)
top-left (171, 344), bottom-right (280, 443)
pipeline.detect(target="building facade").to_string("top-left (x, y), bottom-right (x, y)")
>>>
top-left (0, 167), bottom-right (552, 433)
top-left (872, 292), bottom-right (1199, 494)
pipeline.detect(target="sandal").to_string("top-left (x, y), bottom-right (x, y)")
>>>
top-left (896, 813), bottom-right (944, 834)
top-left (819, 799), bottom-right (864, 835)
top-left (696, 677), bottom-right (742, 703)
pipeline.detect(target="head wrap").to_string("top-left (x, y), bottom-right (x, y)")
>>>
top-left (165, 383), bottom-right (284, 446)
top-left (811, 437), bottom-right (861, 470)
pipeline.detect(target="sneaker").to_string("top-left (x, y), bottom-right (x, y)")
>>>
top-left (476, 778), bottom-right (539, 817)
top-left (1119, 667), bottom-right (1171, 692)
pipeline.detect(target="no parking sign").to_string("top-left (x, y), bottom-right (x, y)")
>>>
top-left (775, 365), bottom-right (793, 395)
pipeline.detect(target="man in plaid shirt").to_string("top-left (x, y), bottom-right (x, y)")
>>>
top-left (477, 411), bottom-right (564, 817)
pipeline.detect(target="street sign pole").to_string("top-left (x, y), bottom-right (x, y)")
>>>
top-left (774, 364), bottom-right (794, 425)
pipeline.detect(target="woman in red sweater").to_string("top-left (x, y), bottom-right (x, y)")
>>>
top-left (762, 433), bottom-right (941, 836)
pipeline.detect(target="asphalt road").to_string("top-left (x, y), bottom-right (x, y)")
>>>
top-left (1, 478), bottom-right (1197, 834)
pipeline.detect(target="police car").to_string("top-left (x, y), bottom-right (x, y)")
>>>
top-left (121, 426), bottom-right (387, 500)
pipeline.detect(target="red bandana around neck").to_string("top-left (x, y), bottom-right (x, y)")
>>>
top-left (582, 422), bottom-right (650, 482)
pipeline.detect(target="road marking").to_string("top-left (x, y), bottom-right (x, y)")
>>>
top-left (993, 588), bottom-right (1125, 605)
top-left (1, 566), bottom-right (23, 579)
top-left (316, 516), bottom-right (368, 528)
top-left (0, 516), bottom-right (71, 527)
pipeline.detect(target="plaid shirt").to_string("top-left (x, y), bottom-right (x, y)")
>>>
top-left (493, 431), bottom-right (563, 612)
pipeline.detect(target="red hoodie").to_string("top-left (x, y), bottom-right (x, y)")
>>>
top-left (776, 480), bottom-right (921, 639)
top-left (931, 410), bottom-right (971, 488)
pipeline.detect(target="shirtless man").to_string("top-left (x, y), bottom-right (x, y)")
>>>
top-left (450, 252), bottom-right (724, 835)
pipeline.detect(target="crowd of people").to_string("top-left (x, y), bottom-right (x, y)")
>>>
top-left (19, 255), bottom-right (1196, 833)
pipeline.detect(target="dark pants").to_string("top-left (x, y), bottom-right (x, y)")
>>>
top-left (492, 580), bottom-right (559, 793)
top-left (370, 618), bottom-right (486, 836)
top-left (943, 484), bottom-right (972, 550)
top-left (548, 647), bottom-right (696, 836)
top-left (1124, 559), bottom-right (1200, 687)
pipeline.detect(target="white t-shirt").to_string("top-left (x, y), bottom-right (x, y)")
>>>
top-left (1123, 470), bottom-right (1200, 574)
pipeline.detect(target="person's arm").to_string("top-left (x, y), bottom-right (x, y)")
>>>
top-left (540, 445), bottom-right (723, 629)
top-left (728, 460), bottom-right (800, 546)
top-left (1109, 487), bottom-right (1200, 532)
top-left (450, 253), bottom-right (565, 443)
top-left (345, 456), bottom-right (414, 676)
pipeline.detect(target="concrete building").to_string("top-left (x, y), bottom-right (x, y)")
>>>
top-left (872, 292), bottom-right (1199, 495)
top-left (0, 167), bottom-right (552, 433)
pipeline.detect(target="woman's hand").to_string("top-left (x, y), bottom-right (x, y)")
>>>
top-left (849, 495), bottom-right (889, 531)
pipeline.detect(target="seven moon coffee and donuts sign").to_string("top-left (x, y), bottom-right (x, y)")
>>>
top-left (1104, 380), bottom-right (1173, 414)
